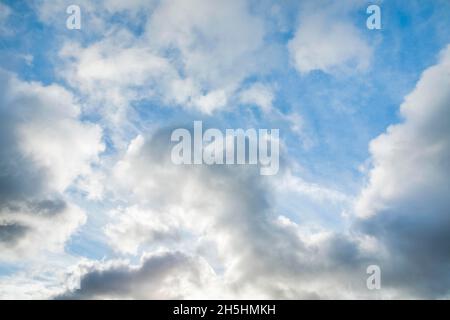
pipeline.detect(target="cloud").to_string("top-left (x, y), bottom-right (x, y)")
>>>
top-left (54, 0), bottom-right (274, 119)
top-left (277, 170), bottom-right (351, 204)
top-left (145, 0), bottom-right (269, 113)
top-left (355, 45), bottom-right (450, 298)
top-left (0, 271), bottom-right (62, 299)
top-left (104, 205), bottom-right (181, 255)
top-left (0, 69), bottom-right (103, 261)
top-left (50, 42), bottom-right (450, 298)
top-left (59, 32), bottom-right (178, 123)
top-left (239, 83), bottom-right (275, 113)
top-left (90, 127), bottom-right (376, 299)
top-left (56, 251), bottom-right (218, 299)
top-left (0, 199), bottom-right (86, 262)
top-left (288, 1), bottom-right (372, 74)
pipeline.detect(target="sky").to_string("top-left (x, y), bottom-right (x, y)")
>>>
top-left (0, 0), bottom-right (449, 299)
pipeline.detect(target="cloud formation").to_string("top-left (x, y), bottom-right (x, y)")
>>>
top-left (1, 0), bottom-right (450, 300)
top-left (355, 45), bottom-right (450, 298)
top-left (58, 127), bottom-right (376, 299)
top-left (59, 45), bottom-right (450, 299)
top-left (54, 0), bottom-right (273, 118)
top-left (0, 69), bottom-right (103, 261)
top-left (57, 251), bottom-right (217, 299)
top-left (288, 1), bottom-right (372, 74)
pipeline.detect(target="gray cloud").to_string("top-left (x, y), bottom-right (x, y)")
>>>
top-left (0, 69), bottom-right (103, 261)
top-left (56, 251), bottom-right (215, 300)
top-left (354, 45), bottom-right (450, 298)
top-left (0, 223), bottom-right (29, 245)
top-left (288, 0), bottom-right (372, 74)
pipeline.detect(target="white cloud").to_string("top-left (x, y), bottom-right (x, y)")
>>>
top-left (54, 0), bottom-right (274, 120)
top-left (104, 205), bottom-right (181, 255)
top-left (0, 272), bottom-right (61, 300)
top-left (239, 83), bottom-right (275, 113)
top-left (288, 1), bottom-right (372, 74)
top-left (145, 0), bottom-right (268, 112)
top-left (356, 45), bottom-right (450, 218)
top-left (59, 32), bottom-right (177, 130)
top-left (278, 170), bottom-right (351, 204)
top-left (0, 69), bottom-right (103, 261)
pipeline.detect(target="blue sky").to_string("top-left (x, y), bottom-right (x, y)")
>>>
top-left (0, 0), bottom-right (449, 299)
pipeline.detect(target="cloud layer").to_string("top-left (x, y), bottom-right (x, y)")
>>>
top-left (1, 0), bottom-right (449, 300)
